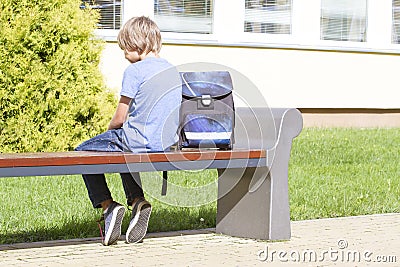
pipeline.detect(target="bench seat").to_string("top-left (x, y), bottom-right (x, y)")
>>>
top-left (0, 149), bottom-right (266, 177)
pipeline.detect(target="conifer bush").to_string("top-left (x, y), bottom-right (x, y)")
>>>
top-left (0, 0), bottom-right (116, 152)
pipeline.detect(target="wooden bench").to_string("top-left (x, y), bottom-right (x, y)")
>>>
top-left (0, 107), bottom-right (303, 241)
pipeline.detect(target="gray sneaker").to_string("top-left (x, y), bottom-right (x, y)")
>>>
top-left (101, 201), bottom-right (126, 246)
top-left (126, 198), bottom-right (152, 243)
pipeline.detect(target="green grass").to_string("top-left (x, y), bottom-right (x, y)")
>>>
top-left (0, 171), bottom-right (219, 244)
top-left (0, 128), bottom-right (399, 244)
top-left (289, 128), bottom-right (400, 220)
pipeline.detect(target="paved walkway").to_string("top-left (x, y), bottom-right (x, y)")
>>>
top-left (0, 213), bottom-right (399, 266)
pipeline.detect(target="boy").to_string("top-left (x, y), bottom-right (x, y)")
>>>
top-left (75, 16), bottom-right (182, 246)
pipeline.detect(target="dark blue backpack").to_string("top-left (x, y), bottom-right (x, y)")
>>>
top-left (163, 71), bottom-right (236, 195)
top-left (178, 71), bottom-right (235, 150)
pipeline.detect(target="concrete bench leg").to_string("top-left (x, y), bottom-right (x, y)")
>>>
top-left (216, 165), bottom-right (291, 240)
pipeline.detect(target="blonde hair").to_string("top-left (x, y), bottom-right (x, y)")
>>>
top-left (117, 16), bottom-right (162, 55)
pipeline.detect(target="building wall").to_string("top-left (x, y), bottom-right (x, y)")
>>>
top-left (100, 42), bottom-right (400, 109)
top-left (97, 0), bottom-right (400, 127)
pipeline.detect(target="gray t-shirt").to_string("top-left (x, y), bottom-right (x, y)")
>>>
top-left (120, 57), bottom-right (182, 152)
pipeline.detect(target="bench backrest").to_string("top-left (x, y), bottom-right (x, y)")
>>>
top-left (233, 107), bottom-right (278, 150)
top-left (234, 107), bottom-right (303, 151)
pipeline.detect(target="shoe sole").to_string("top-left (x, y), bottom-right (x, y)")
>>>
top-left (103, 205), bottom-right (126, 246)
top-left (126, 201), bottom-right (152, 243)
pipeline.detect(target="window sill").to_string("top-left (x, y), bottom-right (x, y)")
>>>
top-left (94, 30), bottom-right (400, 55)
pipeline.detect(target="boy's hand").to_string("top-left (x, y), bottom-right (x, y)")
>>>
top-left (108, 96), bottom-right (131, 130)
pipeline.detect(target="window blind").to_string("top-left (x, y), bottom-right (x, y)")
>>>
top-left (244, 0), bottom-right (292, 34)
top-left (81, 0), bottom-right (121, 30)
top-left (320, 0), bottom-right (367, 42)
top-left (154, 0), bottom-right (213, 34)
top-left (393, 0), bottom-right (400, 43)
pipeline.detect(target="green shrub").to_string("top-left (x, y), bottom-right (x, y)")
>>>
top-left (0, 0), bottom-right (116, 152)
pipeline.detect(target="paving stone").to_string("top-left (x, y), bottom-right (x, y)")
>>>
top-left (0, 213), bottom-right (398, 266)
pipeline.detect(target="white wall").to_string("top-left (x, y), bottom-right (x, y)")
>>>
top-left (100, 42), bottom-right (400, 109)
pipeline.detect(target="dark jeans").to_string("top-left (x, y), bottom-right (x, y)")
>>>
top-left (75, 129), bottom-right (144, 208)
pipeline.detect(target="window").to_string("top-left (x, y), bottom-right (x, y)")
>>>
top-left (81, 0), bottom-right (122, 30)
top-left (320, 0), bottom-right (367, 42)
top-left (393, 0), bottom-right (400, 43)
top-left (88, 0), bottom-right (400, 54)
top-left (244, 0), bottom-right (292, 34)
top-left (154, 0), bottom-right (213, 34)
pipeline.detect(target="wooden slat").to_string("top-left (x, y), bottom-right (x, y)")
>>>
top-left (0, 150), bottom-right (266, 168)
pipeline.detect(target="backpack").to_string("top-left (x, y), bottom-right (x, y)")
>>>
top-left (177, 71), bottom-right (235, 150)
top-left (162, 71), bottom-right (235, 195)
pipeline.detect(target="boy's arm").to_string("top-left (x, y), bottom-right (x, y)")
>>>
top-left (108, 96), bottom-right (131, 130)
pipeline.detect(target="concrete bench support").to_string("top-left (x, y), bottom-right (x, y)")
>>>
top-left (216, 107), bottom-right (303, 240)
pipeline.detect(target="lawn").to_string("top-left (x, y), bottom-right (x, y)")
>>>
top-left (0, 128), bottom-right (399, 244)
top-left (289, 128), bottom-right (400, 219)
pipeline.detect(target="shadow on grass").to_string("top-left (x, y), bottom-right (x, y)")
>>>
top-left (0, 205), bottom-right (217, 247)
top-left (0, 217), bottom-right (100, 247)
top-left (148, 205), bottom-right (217, 233)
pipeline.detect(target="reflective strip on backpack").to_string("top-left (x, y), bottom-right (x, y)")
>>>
top-left (185, 132), bottom-right (232, 140)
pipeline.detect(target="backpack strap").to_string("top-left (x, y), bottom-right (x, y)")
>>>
top-left (161, 170), bottom-right (168, 195)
